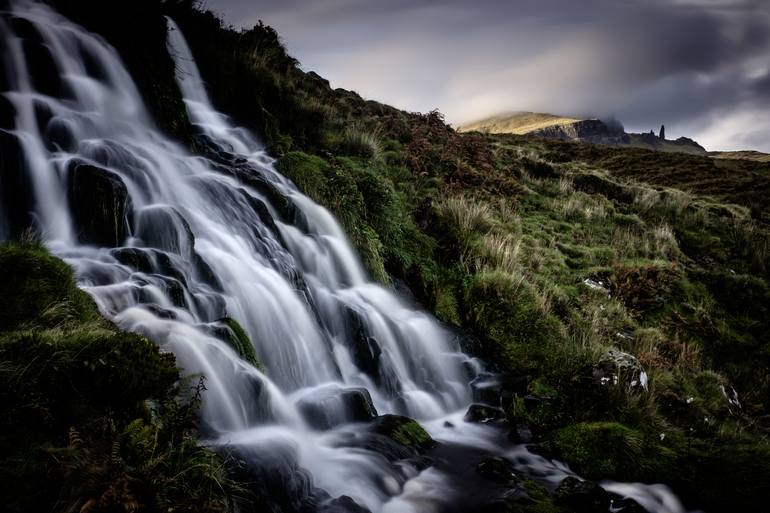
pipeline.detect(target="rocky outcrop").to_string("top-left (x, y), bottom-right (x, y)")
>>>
top-left (530, 118), bottom-right (626, 144)
top-left (66, 160), bottom-right (133, 247)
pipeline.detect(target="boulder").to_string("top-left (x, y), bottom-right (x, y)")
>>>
top-left (319, 496), bottom-right (371, 513)
top-left (464, 403), bottom-right (506, 423)
top-left (0, 131), bottom-right (35, 238)
top-left (135, 205), bottom-right (194, 259)
top-left (369, 414), bottom-right (435, 453)
top-left (67, 161), bottom-right (132, 247)
top-left (476, 456), bottom-right (517, 483)
top-left (297, 386), bottom-right (378, 430)
top-left (594, 350), bottom-right (648, 391)
top-left (556, 476), bottom-right (611, 513)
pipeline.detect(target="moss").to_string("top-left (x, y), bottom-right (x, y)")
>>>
top-left (222, 318), bottom-right (260, 368)
top-left (463, 271), bottom-right (568, 375)
top-left (275, 151), bottom-right (330, 200)
top-left (0, 243), bottom-right (237, 513)
top-left (0, 241), bottom-right (101, 330)
top-left (371, 415), bottom-right (436, 453)
top-left (551, 422), bottom-right (680, 483)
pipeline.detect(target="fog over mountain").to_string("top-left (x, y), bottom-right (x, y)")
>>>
top-left (206, 0), bottom-right (770, 152)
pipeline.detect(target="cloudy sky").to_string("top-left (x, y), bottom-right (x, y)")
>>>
top-left (204, 0), bottom-right (770, 152)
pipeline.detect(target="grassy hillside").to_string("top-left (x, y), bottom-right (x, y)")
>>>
top-left (0, 240), bottom-right (239, 513)
top-left (458, 111), bottom-right (581, 134)
top-left (6, 1), bottom-right (769, 512)
top-left (712, 150), bottom-right (770, 163)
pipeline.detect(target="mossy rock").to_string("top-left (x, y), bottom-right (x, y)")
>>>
top-left (370, 414), bottom-right (435, 453)
top-left (221, 317), bottom-right (260, 368)
top-left (0, 242), bottom-right (100, 331)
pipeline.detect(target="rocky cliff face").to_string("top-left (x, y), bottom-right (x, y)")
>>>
top-left (530, 118), bottom-right (628, 145)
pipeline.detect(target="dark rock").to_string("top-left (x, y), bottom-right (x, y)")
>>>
top-left (530, 118), bottom-right (625, 143)
top-left (344, 306), bottom-right (401, 397)
top-left (611, 497), bottom-right (648, 513)
top-left (369, 414), bottom-right (436, 453)
top-left (297, 386), bottom-right (378, 430)
top-left (319, 495), bottom-right (371, 513)
top-left (470, 373), bottom-right (528, 407)
top-left (66, 160), bottom-right (133, 247)
top-left (476, 456), bottom-right (516, 483)
top-left (555, 476), bottom-right (611, 513)
top-left (508, 422), bottom-right (533, 443)
top-left (0, 95), bottom-right (16, 130)
top-left (0, 131), bottom-right (35, 238)
top-left (17, 22), bottom-right (73, 99)
top-left (112, 247), bottom-right (153, 273)
top-left (464, 403), bottom-right (506, 423)
top-left (44, 117), bottom-right (77, 152)
top-left (593, 350), bottom-right (648, 391)
top-left (135, 205), bottom-right (194, 259)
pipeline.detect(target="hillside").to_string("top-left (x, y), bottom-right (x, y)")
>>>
top-left (1, 1), bottom-right (769, 513)
top-left (457, 112), bottom-right (581, 134)
top-left (711, 150), bottom-right (770, 163)
top-left (460, 111), bottom-right (713, 156)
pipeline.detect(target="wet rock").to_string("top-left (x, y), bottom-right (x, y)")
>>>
top-left (0, 95), bottom-right (16, 130)
top-left (44, 117), bottom-right (77, 152)
top-left (556, 476), bottom-right (611, 513)
top-left (369, 414), bottom-right (435, 453)
top-left (135, 205), bottom-right (194, 259)
top-left (111, 247), bottom-right (153, 273)
top-left (16, 21), bottom-right (72, 99)
top-left (611, 497), bottom-right (648, 513)
top-left (192, 252), bottom-right (224, 291)
top-left (67, 160), bottom-right (133, 247)
top-left (594, 350), bottom-right (648, 391)
top-left (476, 456), bottom-right (517, 483)
top-left (345, 306), bottom-right (401, 397)
top-left (297, 386), bottom-right (378, 430)
top-left (464, 403), bottom-right (506, 423)
top-left (470, 373), bottom-right (528, 407)
top-left (0, 131), bottom-right (35, 238)
top-left (508, 422), bottom-right (534, 443)
top-left (319, 495), bottom-right (371, 513)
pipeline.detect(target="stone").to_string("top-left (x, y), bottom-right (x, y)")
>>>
top-left (594, 350), bottom-right (648, 391)
top-left (297, 386), bottom-right (378, 430)
top-left (464, 403), bottom-right (506, 423)
top-left (67, 160), bottom-right (133, 247)
top-left (135, 205), bottom-right (194, 259)
top-left (556, 476), bottom-right (611, 513)
top-left (476, 456), bottom-right (516, 483)
top-left (369, 414), bottom-right (435, 453)
top-left (0, 131), bottom-right (35, 238)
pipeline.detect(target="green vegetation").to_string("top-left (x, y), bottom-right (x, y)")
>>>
top-left (0, 240), bottom-right (239, 513)
top-left (158, 6), bottom-right (769, 509)
top-left (221, 317), bottom-right (260, 368)
top-left (5, 1), bottom-right (769, 511)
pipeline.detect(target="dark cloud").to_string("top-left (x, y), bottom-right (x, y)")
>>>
top-left (203, 0), bottom-right (770, 151)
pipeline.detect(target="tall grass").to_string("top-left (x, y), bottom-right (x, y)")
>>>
top-left (341, 123), bottom-right (383, 161)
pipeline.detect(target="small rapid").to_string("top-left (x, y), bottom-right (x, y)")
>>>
top-left (0, 2), bottom-right (695, 512)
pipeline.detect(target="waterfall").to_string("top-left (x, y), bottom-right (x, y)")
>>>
top-left (0, 2), bottom-right (692, 512)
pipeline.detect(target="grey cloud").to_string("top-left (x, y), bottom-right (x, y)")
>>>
top-left (204, 0), bottom-right (770, 151)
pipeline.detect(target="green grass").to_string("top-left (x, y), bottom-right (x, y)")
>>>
top-left (0, 241), bottom-right (239, 513)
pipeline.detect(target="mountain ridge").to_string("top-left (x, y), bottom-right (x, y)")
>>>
top-left (459, 111), bottom-right (770, 160)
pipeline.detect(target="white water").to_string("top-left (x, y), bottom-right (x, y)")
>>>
top-left (0, 2), bottom-right (694, 512)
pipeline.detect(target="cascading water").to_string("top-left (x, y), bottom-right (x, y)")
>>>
top-left (0, 2), bottom-right (694, 512)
